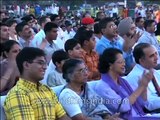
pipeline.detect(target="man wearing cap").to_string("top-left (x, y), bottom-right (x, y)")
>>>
top-left (81, 17), bottom-right (95, 30)
top-left (118, 17), bottom-right (142, 73)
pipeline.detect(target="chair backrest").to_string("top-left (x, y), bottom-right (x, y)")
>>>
top-left (51, 85), bottom-right (65, 98)
top-left (87, 80), bottom-right (99, 91)
top-left (0, 95), bottom-right (7, 120)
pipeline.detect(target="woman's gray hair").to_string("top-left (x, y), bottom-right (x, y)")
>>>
top-left (62, 58), bottom-right (83, 83)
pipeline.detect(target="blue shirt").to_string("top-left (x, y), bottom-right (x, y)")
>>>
top-left (95, 36), bottom-right (122, 55)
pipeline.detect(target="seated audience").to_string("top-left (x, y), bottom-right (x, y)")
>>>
top-left (41, 38), bottom-right (83, 85)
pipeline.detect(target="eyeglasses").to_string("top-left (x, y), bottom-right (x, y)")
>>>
top-left (30, 61), bottom-right (47, 67)
top-left (115, 59), bottom-right (125, 64)
top-left (75, 67), bottom-right (88, 74)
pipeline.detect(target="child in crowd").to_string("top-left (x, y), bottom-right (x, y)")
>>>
top-left (47, 49), bottom-right (69, 87)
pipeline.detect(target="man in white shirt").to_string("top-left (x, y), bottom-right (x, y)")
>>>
top-left (125, 43), bottom-right (160, 113)
top-left (63, 21), bottom-right (75, 43)
top-left (138, 20), bottom-right (160, 53)
top-left (112, 5), bottom-right (118, 18)
top-left (50, 14), bottom-right (65, 49)
top-left (30, 16), bottom-right (51, 47)
top-left (38, 22), bottom-right (60, 63)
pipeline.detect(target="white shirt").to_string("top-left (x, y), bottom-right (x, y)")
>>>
top-left (47, 68), bottom-right (66, 87)
top-left (30, 29), bottom-right (45, 47)
top-left (41, 60), bottom-right (55, 85)
top-left (112, 7), bottom-right (118, 14)
top-left (30, 28), bottom-right (65, 50)
top-left (136, 27), bottom-right (145, 35)
top-left (63, 30), bottom-right (75, 43)
top-left (9, 35), bottom-right (18, 42)
top-left (53, 27), bottom-right (66, 50)
top-left (125, 64), bottom-right (160, 111)
top-left (42, 41), bottom-right (60, 64)
top-left (59, 88), bottom-right (82, 117)
top-left (138, 31), bottom-right (160, 52)
top-left (51, 5), bottom-right (59, 15)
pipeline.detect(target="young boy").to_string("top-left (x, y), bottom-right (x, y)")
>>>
top-left (79, 30), bottom-right (100, 80)
top-left (47, 49), bottom-right (69, 87)
top-left (64, 38), bottom-right (83, 59)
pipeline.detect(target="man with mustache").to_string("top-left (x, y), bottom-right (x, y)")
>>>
top-left (15, 21), bottom-right (33, 48)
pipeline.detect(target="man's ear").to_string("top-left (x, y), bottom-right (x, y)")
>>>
top-left (139, 58), bottom-right (144, 64)
top-left (68, 72), bottom-right (73, 80)
top-left (84, 40), bottom-right (88, 46)
top-left (68, 50), bottom-right (72, 56)
top-left (55, 62), bottom-right (60, 68)
top-left (23, 61), bottom-right (30, 70)
top-left (101, 28), bottom-right (105, 34)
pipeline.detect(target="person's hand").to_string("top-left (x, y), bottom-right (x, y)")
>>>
top-left (139, 69), bottom-right (153, 87)
top-left (123, 32), bottom-right (141, 52)
top-left (104, 113), bottom-right (123, 120)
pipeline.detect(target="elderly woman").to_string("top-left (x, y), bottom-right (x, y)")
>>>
top-left (95, 48), bottom-right (154, 119)
top-left (59, 59), bottom-right (120, 120)
top-left (0, 40), bottom-right (21, 95)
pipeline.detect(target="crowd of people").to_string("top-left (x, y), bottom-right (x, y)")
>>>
top-left (0, 1), bottom-right (160, 120)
